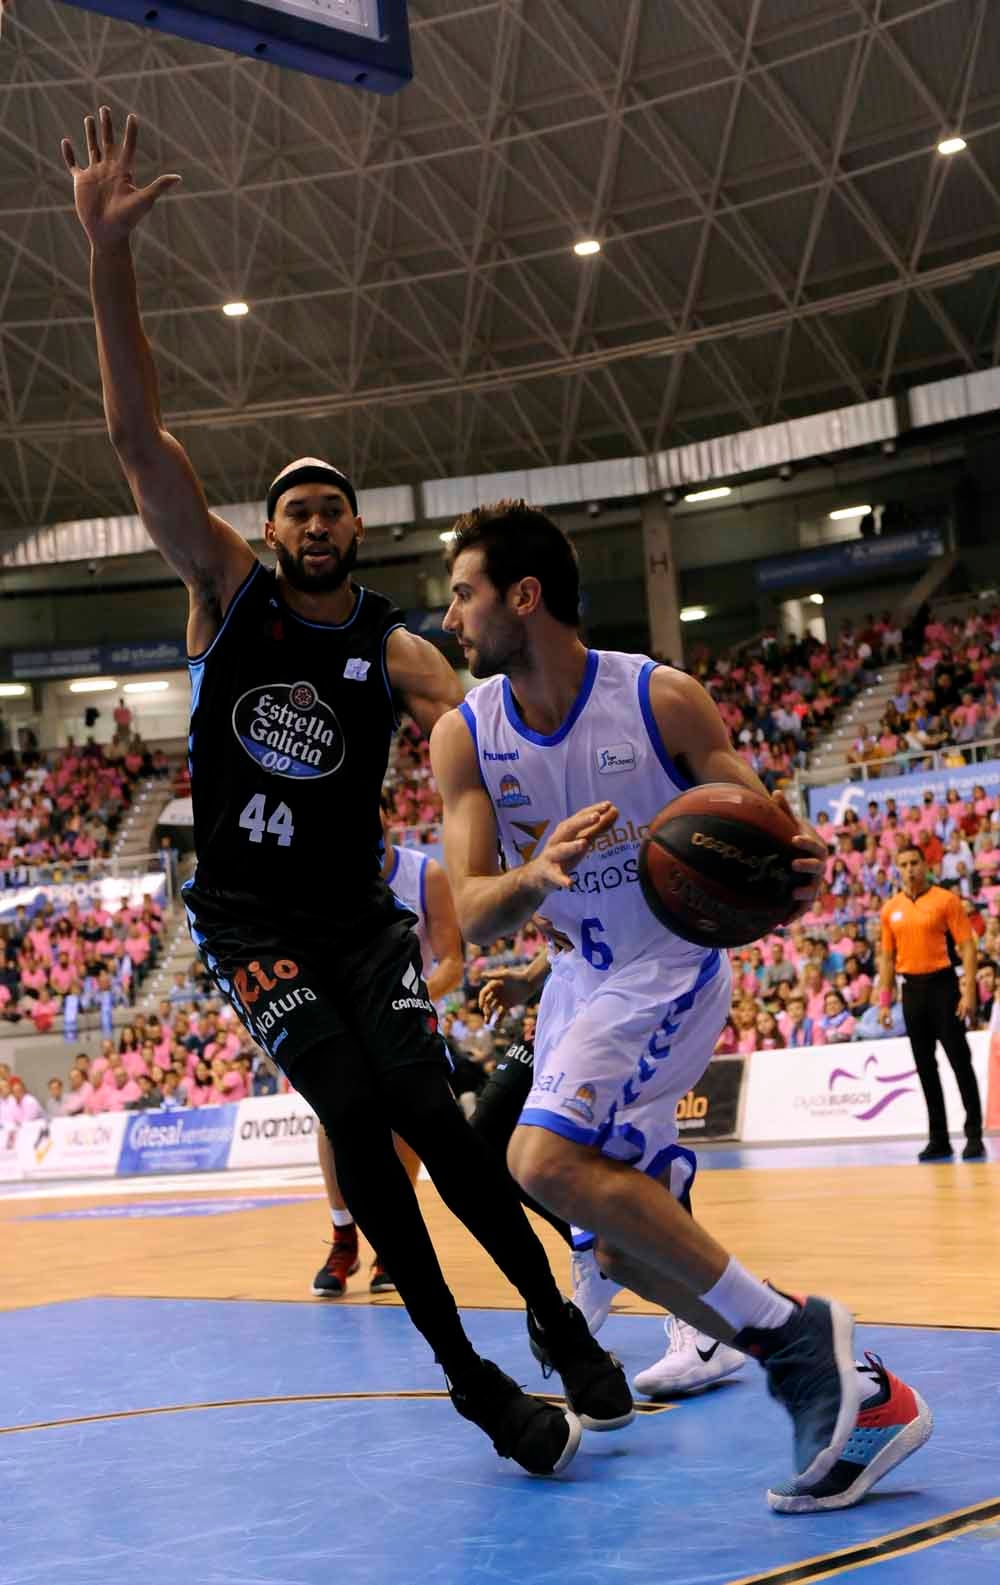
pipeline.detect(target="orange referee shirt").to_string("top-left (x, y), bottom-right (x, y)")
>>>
top-left (880, 885), bottom-right (972, 975)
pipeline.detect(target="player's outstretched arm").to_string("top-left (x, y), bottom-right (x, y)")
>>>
top-left (384, 628), bottom-right (464, 738)
top-left (63, 107), bottom-right (254, 648)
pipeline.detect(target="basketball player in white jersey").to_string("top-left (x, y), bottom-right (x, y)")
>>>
top-left (430, 501), bottom-right (899, 1503)
top-left (312, 801), bottom-right (464, 1296)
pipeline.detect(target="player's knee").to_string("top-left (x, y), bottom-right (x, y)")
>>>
top-left (507, 1127), bottom-right (580, 1215)
top-left (382, 1064), bottom-right (458, 1145)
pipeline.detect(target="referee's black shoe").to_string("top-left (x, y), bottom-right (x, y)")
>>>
top-left (447, 1359), bottom-right (581, 1475)
top-left (962, 1137), bottom-right (987, 1161)
top-left (528, 1300), bottom-right (635, 1431)
top-left (917, 1140), bottom-right (954, 1162)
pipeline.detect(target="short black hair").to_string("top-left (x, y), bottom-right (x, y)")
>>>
top-left (445, 499), bottom-right (581, 627)
top-left (896, 842), bottom-right (924, 861)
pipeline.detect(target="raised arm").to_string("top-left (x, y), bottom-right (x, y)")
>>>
top-left (63, 107), bottom-right (254, 654)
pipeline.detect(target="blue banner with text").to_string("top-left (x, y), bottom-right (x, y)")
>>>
top-left (117, 1106), bottom-right (236, 1175)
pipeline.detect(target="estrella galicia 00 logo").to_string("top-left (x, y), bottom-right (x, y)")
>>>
top-left (232, 679), bottom-right (346, 779)
top-left (496, 774), bottom-right (531, 808)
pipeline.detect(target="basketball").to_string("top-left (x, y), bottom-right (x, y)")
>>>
top-left (638, 783), bottom-right (802, 949)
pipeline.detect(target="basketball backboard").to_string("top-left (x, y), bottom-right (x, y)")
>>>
top-left (56, 0), bottom-right (411, 91)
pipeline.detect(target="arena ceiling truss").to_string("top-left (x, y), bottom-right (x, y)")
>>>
top-left (1, 0), bottom-right (1000, 530)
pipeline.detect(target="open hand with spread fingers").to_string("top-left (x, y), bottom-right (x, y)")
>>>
top-left (61, 106), bottom-right (181, 247)
top-left (526, 802), bottom-right (619, 897)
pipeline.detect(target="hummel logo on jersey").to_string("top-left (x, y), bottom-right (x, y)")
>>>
top-left (696, 1340), bottom-right (721, 1363)
top-left (344, 658), bottom-right (370, 681)
top-left (392, 961), bottom-right (434, 1013)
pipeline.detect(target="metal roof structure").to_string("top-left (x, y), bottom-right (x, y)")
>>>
top-left (2, 0), bottom-right (999, 530)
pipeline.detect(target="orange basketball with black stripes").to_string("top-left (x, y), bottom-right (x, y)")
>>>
top-left (638, 783), bottom-right (800, 949)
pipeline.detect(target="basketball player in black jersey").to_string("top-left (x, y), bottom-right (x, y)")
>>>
top-left (64, 105), bottom-right (634, 1476)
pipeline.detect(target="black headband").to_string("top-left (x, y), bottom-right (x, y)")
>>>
top-left (266, 463), bottom-right (358, 521)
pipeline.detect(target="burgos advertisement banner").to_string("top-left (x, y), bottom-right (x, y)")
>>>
top-left (117, 1106), bottom-right (236, 1175)
top-left (227, 1094), bottom-right (321, 1169)
top-left (742, 1033), bottom-right (989, 1143)
top-left (18, 1113), bottom-right (127, 1178)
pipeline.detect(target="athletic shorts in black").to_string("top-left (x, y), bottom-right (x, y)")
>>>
top-left (471, 1035), bottom-right (535, 1154)
top-left (182, 879), bottom-right (450, 1079)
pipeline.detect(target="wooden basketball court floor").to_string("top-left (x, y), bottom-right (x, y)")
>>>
top-left (4, 1140), bottom-right (999, 1585)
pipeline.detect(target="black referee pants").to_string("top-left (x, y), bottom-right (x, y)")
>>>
top-left (901, 968), bottom-right (983, 1144)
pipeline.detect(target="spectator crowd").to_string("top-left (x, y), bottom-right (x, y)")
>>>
top-left (5, 601), bottom-right (1000, 1121)
top-left (845, 607), bottom-right (1000, 775)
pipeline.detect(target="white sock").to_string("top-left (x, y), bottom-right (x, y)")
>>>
top-left (331, 1208), bottom-right (355, 1230)
top-left (700, 1258), bottom-right (796, 1333)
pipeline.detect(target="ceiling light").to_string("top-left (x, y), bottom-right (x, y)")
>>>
top-left (0, 683), bottom-right (27, 698)
top-left (937, 136), bottom-right (967, 156)
top-left (68, 678), bottom-right (117, 694)
top-left (439, 529), bottom-right (457, 543)
top-left (573, 239), bottom-right (601, 257)
top-left (809, 593), bottom-right (825, 606)
top-left (123, 680), bottom-right (170, 694)
top-left (829, 504), bottom-right (871, 520)
top-left (680, 607), bottom-right (707, 623)
top-left (222, 301), bottom-right (250, 317)
top-left (684, 487), bottom-right (731, 503)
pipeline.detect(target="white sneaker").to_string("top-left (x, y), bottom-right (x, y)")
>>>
top-left (570, 1247), bottom-right (623, 1335)
top-left (633, 1317), bottom-right (745, 1397)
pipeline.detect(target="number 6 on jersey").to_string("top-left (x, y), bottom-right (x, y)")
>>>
top-left (239, 794), bottom-right (295, 847)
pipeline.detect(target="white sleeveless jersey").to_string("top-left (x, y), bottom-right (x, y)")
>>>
top-left (460, 650), bottom-right (708, 980)
top-left (386, 844), bottom-right (434, 977)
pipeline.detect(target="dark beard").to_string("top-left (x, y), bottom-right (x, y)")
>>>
top-left (275, 535), bottom-right (359, 593)
top-left (467, 623), bottom-right (528, 678)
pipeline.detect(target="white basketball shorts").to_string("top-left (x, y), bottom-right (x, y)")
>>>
top-left (519, 945), bottom-right (731, 1189)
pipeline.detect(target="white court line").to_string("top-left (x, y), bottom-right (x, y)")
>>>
top-left (0, 1166), bottom-right (327, 1202)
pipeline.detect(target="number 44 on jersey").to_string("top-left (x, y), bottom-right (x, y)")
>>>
top-left (239, 794), bottom-right (295, 847)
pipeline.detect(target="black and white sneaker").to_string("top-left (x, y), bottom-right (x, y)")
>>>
top-left (528, 1300), bottom-right (635, 1432)
top-left (633, 1316), bottom-right (745, 1397)
top-left (448, 1358), bottom-right (581, 1475)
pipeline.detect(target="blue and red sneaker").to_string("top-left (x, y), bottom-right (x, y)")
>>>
top-left (767, 1353), bottom-right (933, 1512)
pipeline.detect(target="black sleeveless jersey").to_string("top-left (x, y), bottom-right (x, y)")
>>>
top-left (186, 562), bottom-right (404, 920)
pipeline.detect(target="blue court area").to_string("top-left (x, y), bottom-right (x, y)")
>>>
top-left (3, 1299), bottom-right (999, 1585)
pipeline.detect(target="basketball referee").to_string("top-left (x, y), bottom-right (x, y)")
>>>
top-left (878, 843), bottom-right (985, 1161)
top-left (63, 105), bottom-right (632, 1476)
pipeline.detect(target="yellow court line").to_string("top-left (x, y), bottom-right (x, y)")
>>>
top-left (726, 1495), bottom-right (1000, 1585)
top-left (0, 1389), bottom-right (672, 1438)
